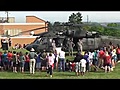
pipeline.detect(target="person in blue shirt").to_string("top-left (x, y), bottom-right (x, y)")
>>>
top-left (83, 51), bottom-right (89, 72)
top-left (2, 51), bottom-right (8, 71)
top-left (36, 52), bottom-right (42, 72)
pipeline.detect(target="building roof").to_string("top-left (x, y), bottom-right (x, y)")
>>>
top-left (0, 23), bottom-right (45, 25)
top-left (26, 16), bottom-right (47, 23)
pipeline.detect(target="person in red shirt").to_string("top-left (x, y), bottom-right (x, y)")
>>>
top-left (98, 48), bottom-right (105, 69)
top-left (104, 51), bottom-right (111, 73)
top-left (24, 52), bottom-right (30, 71)
top-left (116, 45), bottom-right (120, 62)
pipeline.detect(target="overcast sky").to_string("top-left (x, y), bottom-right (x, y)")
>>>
top-left (0, 11), bottom-right (120, 23)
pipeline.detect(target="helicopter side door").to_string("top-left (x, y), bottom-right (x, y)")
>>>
top-left (82, 38), bottom-right (95, 50)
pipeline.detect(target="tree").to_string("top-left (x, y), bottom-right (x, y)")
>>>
top-left (47, 21), bottom-right (64, 32)
top-left (53, 22), bottom-right (63, 31)
top-left (107, 23), bottom-right (119, 27)
top-left (68, 12), bottom-right (83, 31)
top-left (68, 12), bottom-right (83, 24)
top-left (47, 21), bottom-right (53, 31)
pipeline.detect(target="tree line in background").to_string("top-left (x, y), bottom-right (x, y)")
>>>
top-left (47, 12), bottom-right (120, 37)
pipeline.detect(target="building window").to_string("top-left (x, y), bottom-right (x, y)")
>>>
top-left (4, 29), bottom-right (22, 36)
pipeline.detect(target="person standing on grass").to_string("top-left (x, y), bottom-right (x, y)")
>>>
top-left (73, 53), bottom-right (83, 76)
top-left (66, 38), bottom-right (75, 56)
top-left (41, 49), bottom-right (47, 71)
top-left (7, 51), bottom-right (13, 71)
top-left (24, 52), bottom-right (30, 71)
top-left (112, 47), bottom-right (117, 67)
top-left (0, 51), bottom-right (4, 71)
top-left (2, 51), bottom-right (8, 71)
top-left (29, 48), bottom-right (37, 74)
top-left (110, 48), bottom-right (116, 69)
top-left (53, 50), bottom-right (59, 70)
top-left (36, 52), bottom-right (42, 72)
top-left (50, 50), bottom-right (55, 70)
top-left (116, 45), bottom-right (120, 62)
top-left (16, 52), bottom-right (20, 72)
top-left (65, 59), bottom-right (71, 71)
top-left (58, 48), bottom-right (66, 72)
top-left (103, 51), bottom-right (112, 73)
top-left (92, 49), bottom-right (99, 72)
top-left (46, 53), bottom-right (54, 77)
top-left (19, 51), bottom-right (25, 73)
top-left (83, 51), bottom-right (89, 72)
top-left (98, 48), bottom-right (105, 69)
top-left (80, 58), bottom-right (86, 76)
top-left (12, 51), bottom-right (18, 73)
top-left (88, 49), bottom-right (94, 71)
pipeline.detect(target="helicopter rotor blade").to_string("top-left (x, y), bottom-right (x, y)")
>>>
top-left (9, 26), bottom-right (48, 37)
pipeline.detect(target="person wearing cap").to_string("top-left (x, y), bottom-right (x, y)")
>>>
top-left (29, 48), bottom-right (37, 74)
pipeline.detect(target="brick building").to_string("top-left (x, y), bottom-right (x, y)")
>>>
top-left (0, 16), bottom-right (48, 48)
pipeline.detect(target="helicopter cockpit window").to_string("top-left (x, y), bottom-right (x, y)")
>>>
top-left (42, 38), bottom-right (47, 44)
top-left (35, 38), bottom-right (42, 44)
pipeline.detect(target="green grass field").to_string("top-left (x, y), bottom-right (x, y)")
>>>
top-left (0, 63), bottom-right (120, 79)
top-left (0, 48), bottom-right (120, 79)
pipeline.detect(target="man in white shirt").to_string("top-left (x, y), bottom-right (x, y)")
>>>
top-left (80, 58), bottom-right (86, 76)
top-left (59, 48), bottom-right (66, 72)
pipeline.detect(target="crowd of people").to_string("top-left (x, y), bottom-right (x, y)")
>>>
top-left (0, 37), bottom-right (120, 77)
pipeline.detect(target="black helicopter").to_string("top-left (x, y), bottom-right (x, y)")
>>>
top-left (10, 22), bottom-right (120, 52)
top-left (24, 22), bottom-right (102, 52)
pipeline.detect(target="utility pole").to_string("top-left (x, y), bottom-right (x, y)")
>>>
top-left (87, 15), bottom-right (89, 23)
top-left (5, 11), bottom-right (9, 23)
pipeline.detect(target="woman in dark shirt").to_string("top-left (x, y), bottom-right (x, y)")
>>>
top-left (73, 53), bottom-right (83, 76)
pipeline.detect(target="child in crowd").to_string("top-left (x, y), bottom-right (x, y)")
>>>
top-left (46, 53), bottom-right (54, 77)
top-left (65, 59), bottom-right (71, 71)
